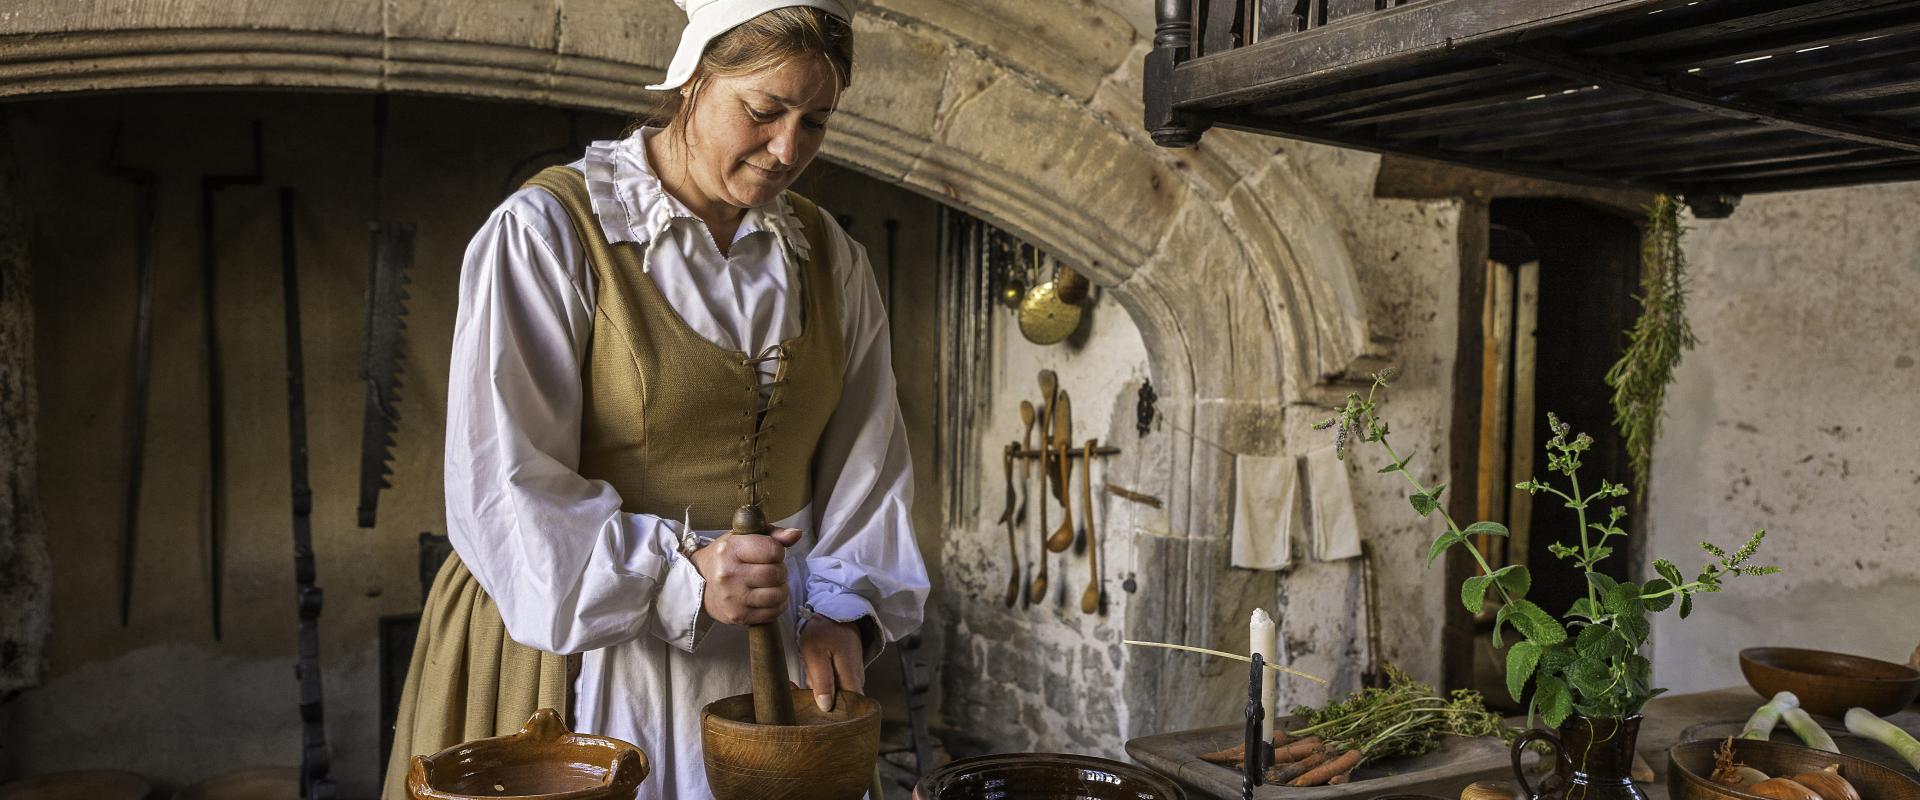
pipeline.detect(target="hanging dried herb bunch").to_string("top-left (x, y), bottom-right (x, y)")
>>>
top-left (1605, 195), bottom-right (1698, 493)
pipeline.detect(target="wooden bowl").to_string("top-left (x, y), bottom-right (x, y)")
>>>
top-left (700, 686), bottom-right (881, 800)
top-left (1740, 647), bottom-right (1920, 717)
top-left (0, 770), bottom-right (150, 800)
top-left (406, 708), bottom-right (648, 800)
top-left (172, 767), bottom-right (297, 800)
top-left (1669, 737), bottom-right (1920, 800)
top-left (912, 753), bottom-right (1184, 800)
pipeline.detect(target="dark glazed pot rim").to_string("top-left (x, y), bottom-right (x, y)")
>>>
top-left (914, 752), bottom-right (1184, 799)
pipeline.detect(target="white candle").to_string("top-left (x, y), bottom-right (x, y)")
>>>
top-left (1251, 608), bottom-right (1279, 744)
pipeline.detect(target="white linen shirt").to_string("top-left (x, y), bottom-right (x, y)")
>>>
top-left (444, 127), bottom-right (929, 799)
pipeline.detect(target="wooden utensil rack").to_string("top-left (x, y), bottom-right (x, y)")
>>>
top-left (1012, 445), bottom-right (1121, 460)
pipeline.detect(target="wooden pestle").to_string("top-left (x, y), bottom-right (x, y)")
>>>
top-left (730, 504), bottom-right (797, 726)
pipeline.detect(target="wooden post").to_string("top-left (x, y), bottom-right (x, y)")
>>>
top-left (0, 109), bottom-right (49, 696)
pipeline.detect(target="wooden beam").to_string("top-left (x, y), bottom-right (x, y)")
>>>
top-left (1171, 0), bottom-right (1693, 109)
top-left (1498, 42), bottom-right (1920, 153)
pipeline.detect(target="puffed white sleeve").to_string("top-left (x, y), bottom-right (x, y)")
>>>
top-left (444, 189), bottom-right (713, 655)
top-left (803, 218), bottom-right (931, 657)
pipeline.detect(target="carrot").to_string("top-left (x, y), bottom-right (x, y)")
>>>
top-left (1272, 728), bottom-right (1290, 748)
top-left (1271, 736), bottom-right (1323, 764)
top-left (1289, 748), bottom-right (1365, 787)
top-left (1269, 749), bottom-right (1328, 783)
top-left (1199, 742), bottom-right (1244, 764)
top-left (1328, 773), bottom-right (1350, 786)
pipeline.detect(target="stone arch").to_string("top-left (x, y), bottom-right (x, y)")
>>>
top-left (0, 0), bottom-right (1380, 735)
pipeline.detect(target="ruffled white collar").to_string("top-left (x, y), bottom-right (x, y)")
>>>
top-left (578, 128), bottom-right (810, 270)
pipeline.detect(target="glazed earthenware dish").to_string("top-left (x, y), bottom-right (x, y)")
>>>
top-left (406, 708), bottom-right (648, 800)
top-left (1740, 647), bottom-right (1920, 717)
top-left (912, 753), bottom-right (1185, 800)
top-left (1669, 737), bottom-right (1920, 800)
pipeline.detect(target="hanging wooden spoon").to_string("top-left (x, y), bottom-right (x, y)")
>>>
top-left (1016, 401), bottom-right (1035, 525)
top-left (1001, 442), bottom-right (1021, 608)
top-left (1080, 438), bottom-right (1101, 615)
top-left (1045, 392), bottom-right (1075, 553)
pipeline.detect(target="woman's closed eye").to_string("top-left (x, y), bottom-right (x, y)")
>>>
top-left (746, 104), bottom-right (830, 131)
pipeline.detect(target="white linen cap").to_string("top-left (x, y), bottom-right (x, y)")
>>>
top-left (646, 0), bottom-right (854, 92)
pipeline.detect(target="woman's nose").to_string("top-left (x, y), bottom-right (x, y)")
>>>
top-left (767, 120), bottom-right (801, 166)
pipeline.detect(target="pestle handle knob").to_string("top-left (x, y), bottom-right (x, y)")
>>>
top-left (733, 504), bottom-right (798, 726)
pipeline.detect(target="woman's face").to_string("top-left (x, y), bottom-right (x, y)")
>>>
top-left (680, 56), bottom-right (839, 211)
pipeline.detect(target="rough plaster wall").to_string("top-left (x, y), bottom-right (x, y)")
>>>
top-left (2, 92), bottom-right (944, 793)
top-left (1648, 184), bottom-right (1920, 694)
top-left (1270, 141), bottom-right (1461, 704)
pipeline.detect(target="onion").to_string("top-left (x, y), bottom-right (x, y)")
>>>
top-left (1748, 777), bottom-right (1823, 800)
top-left (1789, 766), bottom-right (1860, 800)
top-left (1721, 766), bottom-right (1772, 787)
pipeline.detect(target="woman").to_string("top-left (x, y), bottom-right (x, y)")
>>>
top-left (382, 1), bottom-right (929, 796)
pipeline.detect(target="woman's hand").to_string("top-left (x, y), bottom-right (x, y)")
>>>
top-left (799, 617), bottom-right (866, 712)
top-left (691, 526), bottom-right (803, 625)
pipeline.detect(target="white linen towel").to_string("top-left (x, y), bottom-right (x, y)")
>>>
top-left (1303, 445), bottom-right (1363, 561)
top-left (1230, 454), bottom-right (1299, 570)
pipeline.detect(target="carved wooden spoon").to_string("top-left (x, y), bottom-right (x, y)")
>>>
top-left (1080, 438), bottom-right (1102, 614)
top-left (1001, 442), bottom-right (1021, 608)
top-left (1016, 401), bottom-right (1035, 525)
top-left (1045, 392), bottom-right (1075, 553)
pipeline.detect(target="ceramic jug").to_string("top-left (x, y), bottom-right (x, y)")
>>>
top-left (1510, 714), bottom-right (1649, 800)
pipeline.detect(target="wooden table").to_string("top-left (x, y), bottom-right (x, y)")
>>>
top-left (1125, 688), bottom-right (1920, 800)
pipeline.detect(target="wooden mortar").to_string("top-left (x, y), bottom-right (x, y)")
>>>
top-left (699, 505), bottom-right (882, 800)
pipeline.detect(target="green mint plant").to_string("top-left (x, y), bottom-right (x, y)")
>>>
top-left (1316, 369), bottom-right (1777, 729)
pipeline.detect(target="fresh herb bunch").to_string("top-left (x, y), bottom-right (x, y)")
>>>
top-left (1316, 370), bottom-right (1778, 729)
top-left (1289, 663), bottom-right (1511, 761)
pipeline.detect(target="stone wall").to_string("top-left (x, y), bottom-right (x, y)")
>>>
top-left (1648, 184), bottom-right (1920, 693)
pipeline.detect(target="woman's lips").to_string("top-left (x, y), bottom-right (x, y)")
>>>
top-left (745, 162), bottom-right (788, 181)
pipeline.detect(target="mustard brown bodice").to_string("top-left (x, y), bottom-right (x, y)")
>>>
top-left (521, 166), bottom-right (845, 530)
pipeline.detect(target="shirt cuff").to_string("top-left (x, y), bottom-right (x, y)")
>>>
top-left (643, 519), bottom-right (714, 653)
top-left (803, 590), bottom-right (884, 665)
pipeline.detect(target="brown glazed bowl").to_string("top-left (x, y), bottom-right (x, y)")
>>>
top-left (1669, 737), bottom-right (1920, 800)
top-left (912, 753), bottom-right (1185, 800)
top-left (406, 708), bottom-right (648, 800)
top-left (0, 770), bottom-right (151, 800)
top-left (1740, 647), bottom-right (1920, 717)
top-left (700, 686), bottom-right (882, 800)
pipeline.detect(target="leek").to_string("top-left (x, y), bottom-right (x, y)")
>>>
top-left (1844, 707), bottom-right (1920, 772)
top-left (1741, 692), bottom-right (1800, 740)
top-left (1781, 708), bottom-right (1838, 753)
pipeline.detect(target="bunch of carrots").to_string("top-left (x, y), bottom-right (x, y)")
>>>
top-left (1201, 732), bottom-right (1364, 787)
top-left (1200, 664), bottom-right (1512, 788)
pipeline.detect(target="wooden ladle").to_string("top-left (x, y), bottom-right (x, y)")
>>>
top-left (1001, 442), bottom-right (1021, 608)
top-left (1080, 438), bottom-right (1101, 614)
top-left (1045, 392), bottom-right (1075, 553)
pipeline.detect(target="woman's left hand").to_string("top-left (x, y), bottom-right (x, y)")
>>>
top-left (799, 617), bottom-right (865, 712)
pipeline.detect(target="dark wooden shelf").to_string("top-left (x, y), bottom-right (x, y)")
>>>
top-left (1144, 0), bottom-right (1920, 216)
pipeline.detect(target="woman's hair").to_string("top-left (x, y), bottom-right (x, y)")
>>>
top-left (641, 7), bottom-right (854, 134)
